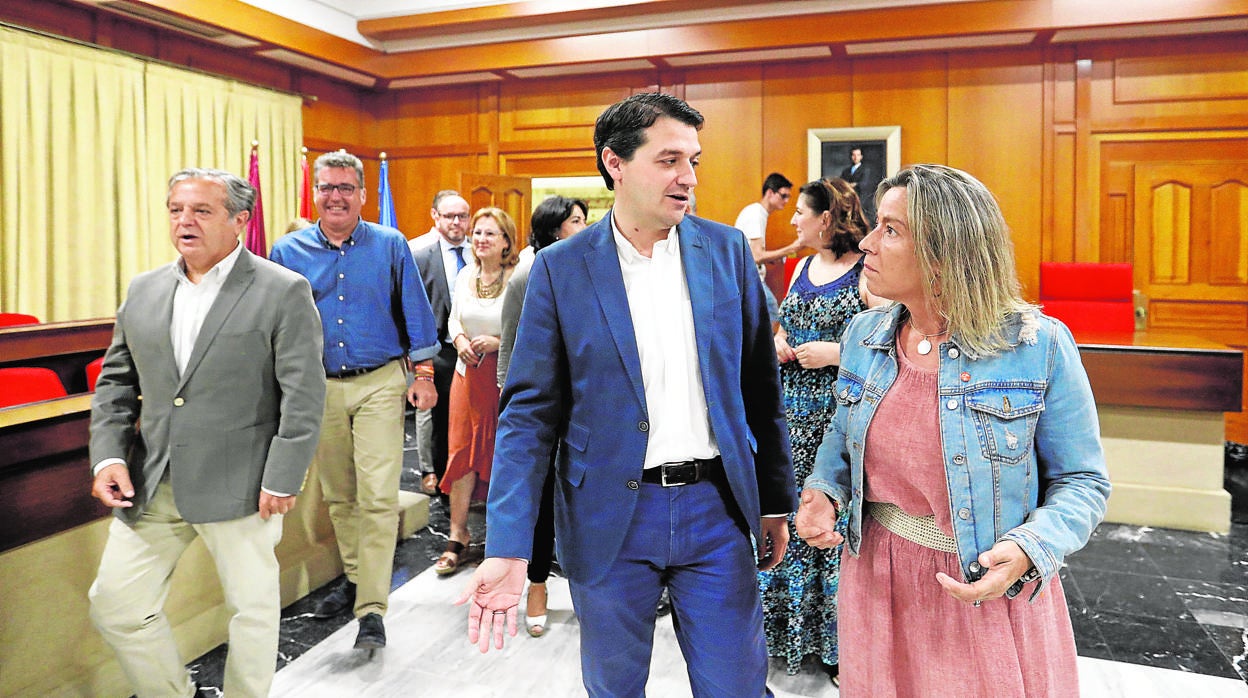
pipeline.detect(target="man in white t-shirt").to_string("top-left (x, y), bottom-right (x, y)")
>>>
top-left (733, 172), bottom-right (801, 323)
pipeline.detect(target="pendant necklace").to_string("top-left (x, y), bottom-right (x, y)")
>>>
top-left (911, 320), bottom-right (946, 356)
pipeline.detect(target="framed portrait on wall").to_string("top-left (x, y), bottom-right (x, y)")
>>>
top-left (807, 126), bottom-right (900, 225)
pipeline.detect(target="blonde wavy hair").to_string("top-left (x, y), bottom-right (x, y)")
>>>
top-left (876, 164), bottom-right (1036, 357)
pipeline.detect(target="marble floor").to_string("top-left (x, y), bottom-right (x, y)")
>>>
top-left (182, 429), bottom-right (1248, 696)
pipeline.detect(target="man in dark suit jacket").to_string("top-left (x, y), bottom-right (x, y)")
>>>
top-left (461, 93), bottom-right (796, 697)
top-left (841, 146), bottom-right (878, 224)
top-left (411, 190), bottom-right (472, 491)
top-left (88, 168), bottom-right (325, 697)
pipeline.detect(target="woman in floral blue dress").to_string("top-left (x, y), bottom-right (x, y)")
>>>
top-left (759, 178), bottom-right (879, 680)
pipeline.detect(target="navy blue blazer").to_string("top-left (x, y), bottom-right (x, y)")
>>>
top-left (486, 212), bottom-right (796, 585)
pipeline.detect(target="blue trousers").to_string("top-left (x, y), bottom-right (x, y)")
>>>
top-left (568, 476), bottom-right (772, 698)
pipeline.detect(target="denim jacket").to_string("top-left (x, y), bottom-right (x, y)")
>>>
top-left (805, 304), bottom-right (1110, 600)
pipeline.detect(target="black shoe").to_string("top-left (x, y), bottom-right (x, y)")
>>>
top-left (312, 579), bottom-right (356, 619)
top-left (655, 588), bottom-right (672, 617)
top-left (354, 612), bottom-right (386, 649)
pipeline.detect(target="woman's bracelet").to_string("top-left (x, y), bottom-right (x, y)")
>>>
top-left (413, 375), bottom-right (435, 382)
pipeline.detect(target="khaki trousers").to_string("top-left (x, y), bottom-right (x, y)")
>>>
top-left (317, 360), bottom-right (406, 616)
top-left (88, 477), bottom-right (284, 698)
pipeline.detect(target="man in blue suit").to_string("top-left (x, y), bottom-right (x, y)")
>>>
top-left (460, 92), bottom-right (796, 697)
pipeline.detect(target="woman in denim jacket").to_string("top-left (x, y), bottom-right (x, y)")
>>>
top-left (795, 164), bottom-right (1110, 696)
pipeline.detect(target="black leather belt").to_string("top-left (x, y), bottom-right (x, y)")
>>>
top-left (641, 456), bottom-right (722, 487)
top-left (326, 363), bottom-right (388, 379)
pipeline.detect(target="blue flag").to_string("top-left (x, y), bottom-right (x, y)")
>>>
top-left (378, 157), bottom-right (397, 229)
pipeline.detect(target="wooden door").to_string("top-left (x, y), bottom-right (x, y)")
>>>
top-left (1132, 161), bottom-right (1248, 335)
top-left (460, 173), bottom-right (533, 250)
top-left (1127, 158), bottom-right (1248, 442)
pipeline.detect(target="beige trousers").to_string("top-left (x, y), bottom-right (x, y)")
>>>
top-left (317, 360), bottom-right (406, 617)
top-left (88, 477), bottom-right (284, 698)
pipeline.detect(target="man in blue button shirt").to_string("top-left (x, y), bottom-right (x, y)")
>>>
top-left (270, 150), bottom-right (440, 650)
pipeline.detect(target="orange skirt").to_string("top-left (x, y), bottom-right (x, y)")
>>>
top-left (440, 352), bottom-right (499, 501)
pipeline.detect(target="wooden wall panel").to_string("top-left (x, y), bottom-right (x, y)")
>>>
top-left (948, 50), bottom-right (1045, 298)
top-left (684, 65), bottom-right (765, 227)
top-left (1210, 181), bottom-right (1248, 286)
top-left (0, 0), bottom-right (98, 41)
top-left (1050, 131), bottom-right (1078, 261)
top-left (758, 59), bottom-right (853, 250)
top-left (1099, 161), bottom-right (1135, 262)
top-left (1151, 301), bottom-right (1248, 332)
top-left (1146, 181), bottom-right (1194, 285)
top-left (386, 155), bottom-right (480, 237)
top-left (1088, 35), bottom-right (1248, 131)
top-left (498, 75), bottom-right (647, 144)
top-left (380, 85), bottom-right (482, 150)
top-left (852, 53), bottom-right (949, 167)
top-left (1114, 48), bottom-right (1248, 104)
top-left (500, 152), bottom-right (598, 178)
top-left (1045, 47), bottom-right (1078, 264)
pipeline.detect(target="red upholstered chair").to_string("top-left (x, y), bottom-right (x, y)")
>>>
top-left (0, 313), bottom-right (39, 327)
top-left (86, 356), bottom-right (105, 391)
top-left (1039, 262), bottom-right (1135, 333)
top-left (782, 255), bottom-right (803, 297)
top-left (0, 367), bottom-right (69, 408)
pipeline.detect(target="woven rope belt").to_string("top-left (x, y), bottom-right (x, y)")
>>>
top-left (867, 501), bottom-right (959, 554)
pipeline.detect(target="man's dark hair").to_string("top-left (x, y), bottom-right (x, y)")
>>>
top-left (762, 172), bottom-right (792, 196)
top-left (594, 92), bottom-right (704, 191)
top-left (530, 196), bottom-right (589, 251)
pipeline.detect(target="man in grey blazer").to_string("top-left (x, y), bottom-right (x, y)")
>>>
top-left (88, 168), bottom-right (326, 698)
top-left (411, 190), bottom-right (472, 492)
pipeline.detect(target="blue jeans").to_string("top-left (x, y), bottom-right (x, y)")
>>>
top-left (568, 476), bottom-right (772, 698)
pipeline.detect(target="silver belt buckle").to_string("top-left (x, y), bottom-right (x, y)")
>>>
top-left (660, 461), bottom-right (698, 487)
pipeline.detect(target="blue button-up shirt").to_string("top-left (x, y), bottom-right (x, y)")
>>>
top-left (270, 219), bottom-right (439, 373)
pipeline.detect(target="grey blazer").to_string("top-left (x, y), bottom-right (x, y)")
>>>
top-left (413, 241), bottom-right (453, 341)
top-left (89, 247), bottom-right (326, 524)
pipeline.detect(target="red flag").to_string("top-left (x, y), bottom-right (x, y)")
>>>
top-left (246, 145), bottom-right (267, 258)
top-left (298, 148), bottom-right (312, 219)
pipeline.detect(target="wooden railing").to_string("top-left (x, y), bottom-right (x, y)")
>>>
top-left (1074, 329), bottom-right (1244, 412)
top-left (0, 319), bottom-right (113, 553)
top-left (0, 318), bottom-right (113, 393)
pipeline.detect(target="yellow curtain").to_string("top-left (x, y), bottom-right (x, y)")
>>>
top-left (0, 26), bottom-right (302, 322)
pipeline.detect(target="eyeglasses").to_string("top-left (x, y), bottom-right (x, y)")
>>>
top-left (439, 213), bottom-right (469, 222)
top-left (778, 192), bottom-right (792, 200)
top-left (316, 183), bottom-right (357, 196)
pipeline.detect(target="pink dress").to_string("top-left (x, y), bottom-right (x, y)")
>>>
top-left (836, 341), bottom-right (1080, 697)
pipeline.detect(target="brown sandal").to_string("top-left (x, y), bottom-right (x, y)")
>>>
top-left (435, 540), bottom-right (466, 576)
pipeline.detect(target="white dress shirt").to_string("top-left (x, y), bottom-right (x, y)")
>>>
top-left (171, 241), bottom-right (243, 375)
top-left (611, 218), bottom-right (719, 469)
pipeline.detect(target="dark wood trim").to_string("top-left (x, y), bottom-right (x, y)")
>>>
top-left (0, 319), bottom-right (113, 394)
top-left (1079, 342), bottom-right (1244, 412)
top-left (0, 318), bottom-right (113, 361)
top-left (0, 401), bottom-right (106, 554)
